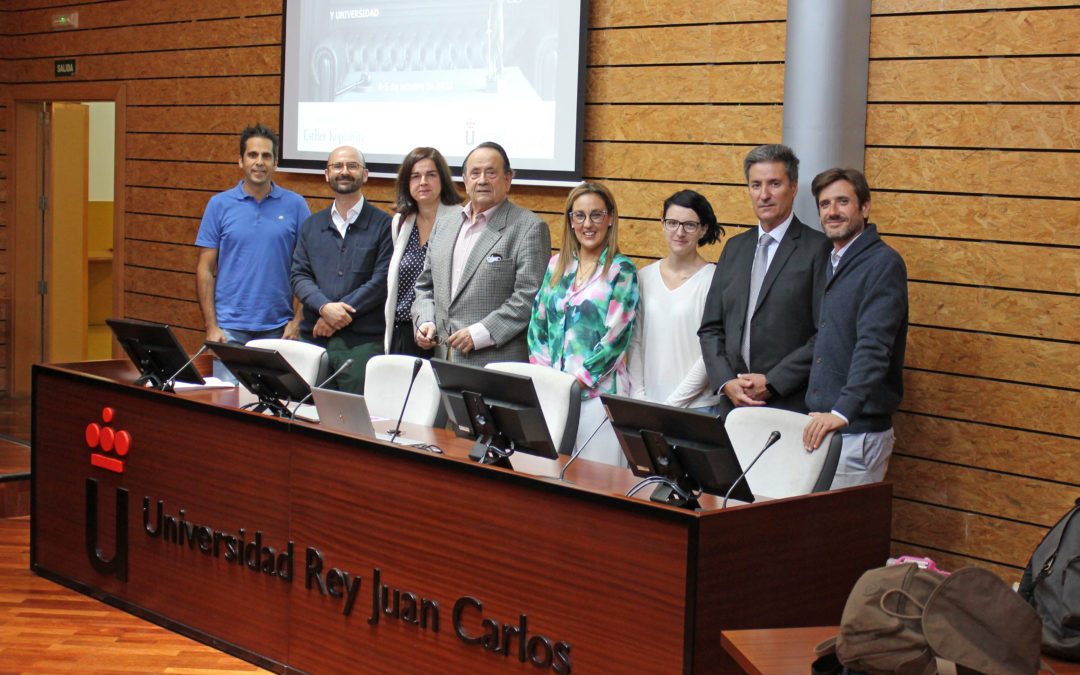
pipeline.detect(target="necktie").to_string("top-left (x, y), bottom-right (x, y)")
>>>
top-left (741, 233), bottom-right (772, 369)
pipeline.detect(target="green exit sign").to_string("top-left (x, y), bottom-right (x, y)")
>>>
top-left (54, 59), bottom-right (76, 77)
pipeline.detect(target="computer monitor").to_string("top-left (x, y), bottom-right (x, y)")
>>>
top-left (600, 394), bottom-right (754, 509)
top-left (205, 341), bottom-right (310, 417)
top-left (106, 318), bottom-right (205, 390)
top-left (429, 359), bottom-right (558, 468)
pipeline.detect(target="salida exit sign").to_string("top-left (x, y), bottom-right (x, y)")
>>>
top-left (55, 59), bottom-right (76, 77)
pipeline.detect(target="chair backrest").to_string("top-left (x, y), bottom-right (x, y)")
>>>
top-left (723, 407), bottom-right (842, 499)
top-left (363, 355), bottom-right (444, 427)
top-left (484, 361), bottom-right (581, 456)
top-left (244, 339), bottom-right (329, 387)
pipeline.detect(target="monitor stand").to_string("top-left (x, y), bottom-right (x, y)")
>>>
top-left (239, 379), bottom-right (291, 417)
top-left (133, 368), bottom-right (164, 390)
top-left (639, 429), bottom-right (701, 510)
top-left (463, 391), bottom-right (515, 469)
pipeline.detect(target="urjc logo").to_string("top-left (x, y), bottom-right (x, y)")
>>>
top-left (85, 407), bottom-right (130, 581)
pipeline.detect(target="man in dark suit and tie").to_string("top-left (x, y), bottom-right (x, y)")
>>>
top-left (291, 146), bottom-right (393, 393)
top-left (698, 144), bottom-right (830, 416)
top-left (412, 141), bottom-right (550, 366)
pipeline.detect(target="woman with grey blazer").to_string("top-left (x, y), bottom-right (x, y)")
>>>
top-left (384, 147), bottom-right (463, 355)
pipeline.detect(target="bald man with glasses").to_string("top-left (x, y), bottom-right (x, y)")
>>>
top-left (291, 146), bottom-right (393, 393)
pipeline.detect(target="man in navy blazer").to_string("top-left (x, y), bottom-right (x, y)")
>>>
top-left (803, 168), bottom-right (908, 488)
top-left (699, 144), bottom-right (830, 416)
top-left (291, 146), bottom-right (393, 393)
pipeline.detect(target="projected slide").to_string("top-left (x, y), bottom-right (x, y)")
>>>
top-left (281, 0), bottom-right (586, 180)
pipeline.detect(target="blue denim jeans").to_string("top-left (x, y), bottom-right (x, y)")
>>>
top-left (212, 326), bottom-right (285, 382)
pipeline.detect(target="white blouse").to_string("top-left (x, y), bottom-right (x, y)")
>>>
top-left (627, 261), bottom-right (721, 409)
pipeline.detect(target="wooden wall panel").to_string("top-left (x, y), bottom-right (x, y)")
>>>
top-left (591, 23), bottom-right (786, 66)
top-left (587, 64), bottom-right (785, 103)
top-left (868, 57), bottom-right (1080, 102)
top-left (126, 76), bottom-right (281, 106)
top-left (870, 8), bottom-right (1080, 57)
top-left (123, 292), bottom-right (201, 329)
top-left (585, 104), bottom-right (782, 144)
top-left (584, 141), bottom-right (744, 183)
top-left (591, 0), bottom-right (785, 27)
top-left (10, 48), bottom-right (282, 83)
top-left (124, 240), bottom-right (197, 274)
top-left (866, 103), bottom-right (1080, 149)
top-left (867, 2), bottom-right (1080, 578)
top-left (906, 326), bottom-right (1080, 389)
top-left (866, 147), bottom-right (1080, 198)
top-left (3, 0), bottom-right (281, 20)
top-left (4, 15), bottom-right (282, 56)
top-left (889, 456), bottom-right (1078, 528)
top-left (873, 192), bottom-right (1078, 245)
top-left (903, 370), bottom-right (1080, 438)
top-left (893, 413), bottom-right (1080, 485)
top-left (885, 236), bottom-right (1080, 294)
top-left (873, 0), bottom-right (1075, 13)
top-left (892, 499), bottom-right (1046, 572)
top-left (126, 105), bottom-right (280, 133)
top-left (124, 266), bottom-right (194, 301)
top-left (908, 283), bottom-right (1080, 341)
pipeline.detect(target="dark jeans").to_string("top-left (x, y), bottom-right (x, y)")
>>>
top-left (213, 326), bottom-right (285, 383)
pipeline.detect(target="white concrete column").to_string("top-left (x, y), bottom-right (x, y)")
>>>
top-left (782, 0), bottom-right (872, 228)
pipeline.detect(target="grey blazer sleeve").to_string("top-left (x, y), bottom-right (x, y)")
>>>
top-left (478, 211), bottom-right (550, 347)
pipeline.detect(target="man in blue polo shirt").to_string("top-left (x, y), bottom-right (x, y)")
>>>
top-left (291, 146), bottom-right (392, 393)
top-left (196, 124), bottom-right (311, 378)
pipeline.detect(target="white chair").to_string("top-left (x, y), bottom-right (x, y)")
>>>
top-left (245, 338), bottom-right (329, 387)
top-left (484, 362), bottom-right (581, 456)
top-left (723, 407), bottom-right (842, 499)
top-left (363, 355), bottom-right (444, 427)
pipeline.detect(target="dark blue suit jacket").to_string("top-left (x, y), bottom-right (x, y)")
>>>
top-left (698, 217), bottom-right (831, 415)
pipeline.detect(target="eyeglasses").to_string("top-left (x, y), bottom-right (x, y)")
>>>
top-left (328, 162), bottom-right (363, 172)
top-left (662, 219), bottom-right (703, 234)
top-left (568, 210), bottom-right (609, 225)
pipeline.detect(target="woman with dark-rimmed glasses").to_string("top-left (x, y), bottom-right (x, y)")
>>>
top-left (627, 189), bottom-right (724, 413)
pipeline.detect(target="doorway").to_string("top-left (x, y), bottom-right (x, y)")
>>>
top-left (8, 85), bottom-right (124, 397)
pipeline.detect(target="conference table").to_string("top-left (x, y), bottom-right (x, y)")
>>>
top-left (31, 360), bottom-right (892, 674)
top-left (721, 626), bottom-right (1080, 674)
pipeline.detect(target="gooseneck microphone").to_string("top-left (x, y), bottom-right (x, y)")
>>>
top-left (558, 416), bottom-right (609, 481)
top-left (722, 430), bottom-right (781, 509)
top-left (163, 344), bottom-right (210, 392)
top-left (388, 358), bottom-right (424, 442)
top-left (288, 358), bottom-right (355, 420)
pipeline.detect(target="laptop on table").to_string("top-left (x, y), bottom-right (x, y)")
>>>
top-left (302, 387), bottom-right (427, 448)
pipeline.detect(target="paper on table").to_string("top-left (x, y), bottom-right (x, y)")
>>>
top-left (170, 377), bottom-right (236, 391)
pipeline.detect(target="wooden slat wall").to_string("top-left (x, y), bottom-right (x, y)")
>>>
top-left (867, 0), bottom-right (1080, 581)
top-left (0, 0), bottom-right (785, 359)
top-left (0, 0), bottom-right (1073, 586)
top-left (0, 97), bottom-right (7, 394)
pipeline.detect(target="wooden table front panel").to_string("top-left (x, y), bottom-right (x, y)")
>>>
top-left (32, 366), bottom-right (295, 666)
top-left (285, 424), bottom-right (692, 673)
top-left (33, 364), bottom-right (698, 673)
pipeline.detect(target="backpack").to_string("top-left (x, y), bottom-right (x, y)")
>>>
top-left (1019, 497), bottom-right (1080, 660)
top-left (816, 563), bottom-right (1043, 674)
